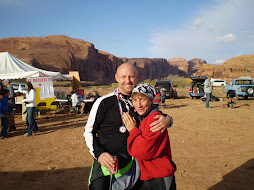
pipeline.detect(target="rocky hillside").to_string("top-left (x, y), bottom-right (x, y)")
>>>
top-left (168, 58), bottom-right (206, 77)
top-left (0, 35), bottom-right (206, 83)
top-left (194, 55), bottom-right (254, 82)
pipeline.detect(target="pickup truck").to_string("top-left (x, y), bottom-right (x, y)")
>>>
top-left (225, 78), bottom-right (254, 100)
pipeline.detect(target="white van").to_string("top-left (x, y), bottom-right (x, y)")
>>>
top-left (211, 79), bottom-right (226, 87)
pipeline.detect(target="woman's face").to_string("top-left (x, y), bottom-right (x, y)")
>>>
top-left (132, 94), bottom-right (153, 115)
top-left (25, 84), bottom-right (28, 89)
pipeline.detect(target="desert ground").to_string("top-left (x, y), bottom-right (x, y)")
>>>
top-left (0, 86), bottom-right (254, 190)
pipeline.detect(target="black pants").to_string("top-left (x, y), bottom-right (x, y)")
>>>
top-left (90, 176), bottom-right (110, 190)
top-left (136, 175), bottom-right (176, 190)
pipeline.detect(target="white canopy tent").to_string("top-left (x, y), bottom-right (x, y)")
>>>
top-left (0, 52), bottom-right (73, 80)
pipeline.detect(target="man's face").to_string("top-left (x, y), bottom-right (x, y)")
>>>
top-left (4, 81), bottom-right (9, 86)
top-left (115, 64), bottom-right (139, 95)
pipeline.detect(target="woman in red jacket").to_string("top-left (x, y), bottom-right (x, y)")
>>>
top-left (123, 83), bottom-right (176, 190)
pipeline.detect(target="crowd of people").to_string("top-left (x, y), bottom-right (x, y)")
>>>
top-left (0, 78), bottom-right (102, 139)
top-left (2, 63), bottom-right (237, 189)
top-left (0, 79), bottom-right (39, 138)
top-left (68, 89), bottom-right (100, 114)
top-left (3, 62), bottom-right (233, 190)
top-left (1, 63), bottom-right (176, 189)
top-left (0, 79), bottom-right (16, 138)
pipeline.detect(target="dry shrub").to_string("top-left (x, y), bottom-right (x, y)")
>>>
top-left (140, 79), bottom-right (158, 86)
top-left (162, 75), bottom-right (190, 88)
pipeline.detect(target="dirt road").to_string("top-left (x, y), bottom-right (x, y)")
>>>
top-left (1, 97), bottom-right (254, 190)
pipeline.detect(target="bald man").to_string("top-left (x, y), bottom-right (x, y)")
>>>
top-left (84, 63), bottom-right (173, 189)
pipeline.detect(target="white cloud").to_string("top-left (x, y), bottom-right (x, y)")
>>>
top-left (148, 0), bottom-right (254, 64)
top-left (215, 59), bottom-right (226, 64)
top-left (216, 34), bottom-right (236, 43)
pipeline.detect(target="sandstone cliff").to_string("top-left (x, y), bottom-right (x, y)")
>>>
top-left (168, 58), bottom-right (206, 77)
top-left (0, 35), bottom-right (186, 83)
top-left (0, 35), bottom-right (208, 83)
top-left (194, 55), bottom-right (254, 82)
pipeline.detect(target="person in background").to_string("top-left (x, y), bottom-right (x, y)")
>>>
top-left (84, 63), bottom-right (173, 190)
top-left (123, 83), bottom-right (176, 190)
top-left (22, 81), bottom-right (38, 137)
top-left (0, 89), bottom-right (10, 138)
top-left (77, 92), bottom-right (84, 101)
top-left (71, 89), bottom-right (85, 114)
top-left (3, 79), bottom-right (16, 132)
top-left (84, 91), bottom-right (101, 114)
top-left (67, 92), bottom-right (72, 107)
top-left (227, 90), bottom-right (236, 108)
top-left (160, 88), bottom-right (166, 104)
top-left (91, 90), bottom-right (100, 101)
top-left (85, 92), bottom-right (93, 100)
top-left (193, 84), bottom-right (199, 93)
top-left (0, 82), bottom-right (4, 93)
top-left (154, 88), bottom-right (162, 104)
top-left (204, 76), bottom-right (213, 109)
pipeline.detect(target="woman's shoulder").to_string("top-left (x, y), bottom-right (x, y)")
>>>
top-left (146, 110), bottom-right (163, 121)
top-left (151, 110), bottom-right (163, 116)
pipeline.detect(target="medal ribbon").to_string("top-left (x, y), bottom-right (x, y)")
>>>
top-left (114, 88), bottom-right (131, 121)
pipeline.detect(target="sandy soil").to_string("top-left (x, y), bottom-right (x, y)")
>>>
top-left (1, 88), bottom-right (254, 190)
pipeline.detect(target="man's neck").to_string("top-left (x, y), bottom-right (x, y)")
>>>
top-left (118, 89), bottom-right (131, 96)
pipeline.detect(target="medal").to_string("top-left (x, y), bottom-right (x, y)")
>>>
top-left (114, 88), bottom-right (131, 134)
top-left (119, 126), bottom-right (127, 133)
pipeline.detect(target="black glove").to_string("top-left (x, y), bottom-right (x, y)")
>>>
top-left (24, 101), bottom-right (28, 104)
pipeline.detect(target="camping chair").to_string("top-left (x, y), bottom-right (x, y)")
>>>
top-left (49, 101), bottom-right (60, 116)
top-left (36, 102), bottom-right (47, 118)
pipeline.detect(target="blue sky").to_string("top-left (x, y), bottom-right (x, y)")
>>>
top-left (0, 0), bottom-right (253, 64)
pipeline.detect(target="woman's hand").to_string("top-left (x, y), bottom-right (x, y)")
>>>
top-left (122, 113), bottom-right (137, 132)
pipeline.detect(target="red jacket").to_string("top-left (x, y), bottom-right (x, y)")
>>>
top-left (127, 111), bottom-right (176, 180)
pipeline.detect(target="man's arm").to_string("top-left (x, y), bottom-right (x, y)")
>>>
top-left (83, 98), bottom-right (115, 170)
top-left (84, 99), bottom-right (105, 159)
top-left (8, 86), bottom-right (15, 100)
top-left (149, 114), bottom-right (173, 132)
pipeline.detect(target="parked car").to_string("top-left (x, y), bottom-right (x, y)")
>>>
top-left (189, 76), bottom-right (207, 99)
top-left (211, 79), bottom-right (226, 87)
top-left (225, 78), bottom-right (254, 100)
top-left (10, 82), bottom-right (27, 94)
top-left (154, 80), bottom-right (177, 99)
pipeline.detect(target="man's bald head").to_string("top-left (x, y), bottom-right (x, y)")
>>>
top-left (115, 63), bottom-right (139, 95)
top-left (116, 63), bottom-right (138, 76)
